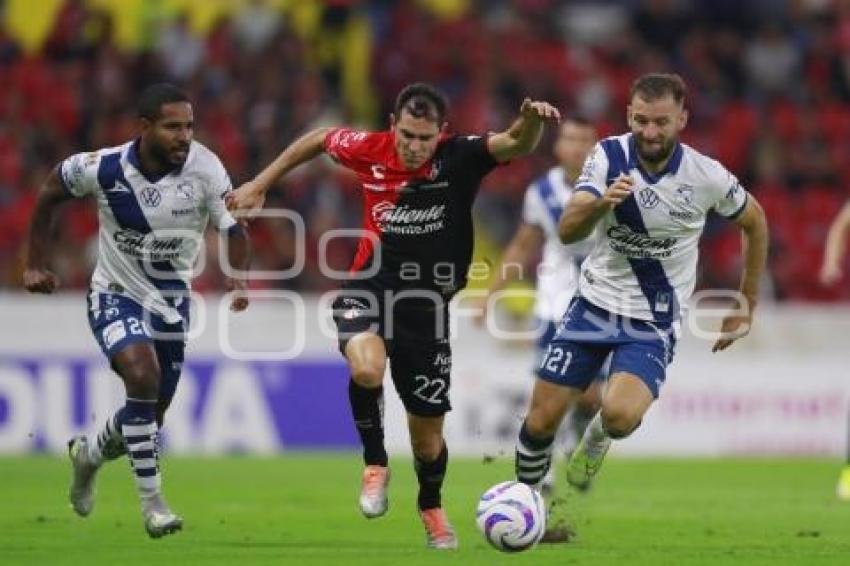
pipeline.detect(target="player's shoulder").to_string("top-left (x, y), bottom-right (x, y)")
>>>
top-left (679, 143), bottom-right (731, 182)
top-left (599, 133), bottom-right (630, 149)
top-left (69, 141), bottom-right (129, 163)
top-left (184, 140), bottom-right (224, 169)
top-left (327, 127), bottom-right (389, 151)
top-left (178, 140), bottom-right (230, 192)
top-left (591, 133), bottom-right (630, 163)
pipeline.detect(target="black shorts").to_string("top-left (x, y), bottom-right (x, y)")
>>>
top-left (332, 290), bottom-right (452, 417)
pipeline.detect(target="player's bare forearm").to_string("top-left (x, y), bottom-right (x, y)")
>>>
top-left (226, 224), bottom-right (252, 273)
top-left (558, 192), bottom-right (611, 244)
top-left (734, 197), bottom-right (769, 310)
top-left (821, 203), bottom-right (850, 282)
top-left (560, 175), bottom-right (634, 243)
top-left (252, 127), bottom-right (332, 193)
top-left (25, 169), bottom-right (72, 270)
top-left (488, 99), bottom-right (560, 162)
top-left (224, 224), bottom-right (252, 312)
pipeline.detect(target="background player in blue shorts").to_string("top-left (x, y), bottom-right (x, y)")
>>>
top-left (474, 117), bottom-right (602, 492)
top-left (23, 84), bottom-right (251, 538)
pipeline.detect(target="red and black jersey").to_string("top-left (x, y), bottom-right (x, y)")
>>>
top-left (324, 127), bottom-right (499, 301)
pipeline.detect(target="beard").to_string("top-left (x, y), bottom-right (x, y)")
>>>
top-left (635, 136), bottom-right (676, 165)
top-left (151, 141), bottom-right (189, 168)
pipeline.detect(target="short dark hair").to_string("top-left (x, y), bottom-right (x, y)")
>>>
top-left (138, 83), bottom-right (190, 120)
top-left (629, 73), bottom-right (687, 105)
top-left (394, 83), bottom-right (448, 123)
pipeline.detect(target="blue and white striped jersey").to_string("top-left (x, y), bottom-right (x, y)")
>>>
top-left (521, 166), bottom-right (594, 322)
top-left (58, 139), bottom-right (237, 323)
top-left (574, 133), bottom-right (748, 322)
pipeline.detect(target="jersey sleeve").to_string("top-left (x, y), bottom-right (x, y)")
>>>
top-left (449, 134), bottom-right (499, 177)
top-left (711, 166), bottom-right (749, 220)
top-left (323, 128), bottom-right (373, 170)
top-left (521, 183), bottom-right (547, 228)
top-left (58, 151), bottom-right (101, 198)
top-left (203, 156), bottom-right (238, 232)
top-left (574, 143), bottom-right (609, 198)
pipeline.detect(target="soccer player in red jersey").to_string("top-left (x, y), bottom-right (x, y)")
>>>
top-left (228, 83), bottom-right (559, 549)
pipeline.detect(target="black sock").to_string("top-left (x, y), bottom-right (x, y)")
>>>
top-left (515, 420), bottom-right (554, 486)
top-left (348, 379), bottom-right (388, 466)
top-left (415, 443), bottom-right (448, 511)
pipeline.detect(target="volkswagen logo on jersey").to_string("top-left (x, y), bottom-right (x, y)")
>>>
top-left (140, 186), bottom-right (162, 207)
top-left (638, 187), bottom-right (660, 209)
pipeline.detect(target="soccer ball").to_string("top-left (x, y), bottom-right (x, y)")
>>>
top-left (476, 481), bottom-right (546, 552)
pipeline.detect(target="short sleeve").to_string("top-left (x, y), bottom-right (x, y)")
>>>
top-left (448, 135), bottom-right (498, 176)
top-left (58, 151), bottom-right (101, 198)
top-left (522, 184), bottom-right (547, 228)
top-left (324, 128), bottom-right (372, 169)
top-left (203, 156), bottom-right (238, 232)
top-left (574, 143), bottom-right (609, 198)
top-left (712, 167), bottom-right (749, 220)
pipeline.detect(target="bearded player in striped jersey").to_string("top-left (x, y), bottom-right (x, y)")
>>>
top-left (512, 74), bottom-right (769, 523)
top-left (23, 84), bottom-right (251, 538)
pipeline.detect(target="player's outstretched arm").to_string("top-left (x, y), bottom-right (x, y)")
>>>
top-left (223, 224), bottom-right (252, 312)
top-left (712, 196), bottom-right (769, 352)
top-left (487, 98), bottom-right (561, 163)
top-left (819, 201), bottom-right (850, 286)
top-left (558, 174), bottom-right (634, 243)
top-left (227, 127), bottom-right (332, 215)
top-left (473, 223), bottom-right (544, 326)
top-left (23, 167), bottom-right (74, 293)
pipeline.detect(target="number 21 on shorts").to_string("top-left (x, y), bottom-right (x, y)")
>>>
top-left (541, 344), bottom-right (573, 375)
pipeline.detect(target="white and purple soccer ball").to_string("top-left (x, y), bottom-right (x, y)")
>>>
top-left (476, 481), bottom-right (546, 552)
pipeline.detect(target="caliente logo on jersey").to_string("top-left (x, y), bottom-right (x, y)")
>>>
top-left (606, 225), bottom-right (677, 259)
top-left (371, 201), bottom-right (446, 235)
top-left (113, 229), bottom-right (184, 260)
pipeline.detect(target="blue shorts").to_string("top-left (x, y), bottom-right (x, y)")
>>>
top-left (537, 298), bottom-right (678, 398)
top-left (87, 290), bottom-right (189, 404)
top-left (536, 318), bottom-right (608, 383)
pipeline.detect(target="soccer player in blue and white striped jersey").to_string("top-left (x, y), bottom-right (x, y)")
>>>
top-left (23, 84), bottom-right (251, 538)
top-left (513, 74), bottom-right (769, 504)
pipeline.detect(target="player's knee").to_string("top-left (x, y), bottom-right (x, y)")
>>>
top-left (411, 434), bottom-right (443, 462)
top-left (350, 363), bottom-right (384, 388)
top-left (119, 361), bottom-right (160, 400)
top-left (600, 405), bottom-right (641, 439)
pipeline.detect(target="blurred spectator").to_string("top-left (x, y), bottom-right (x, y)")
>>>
top-left (0, 0), bottom-right (848, 302)
top-left (156, 13), bottom-right (204, 81)
top-left (233, 0), bottom-right (282, 54)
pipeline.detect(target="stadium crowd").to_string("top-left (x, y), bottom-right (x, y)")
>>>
top-left (1, 0), bottom-right (848, 300)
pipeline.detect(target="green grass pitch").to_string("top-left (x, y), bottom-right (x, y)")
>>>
top-left (2, 455), bottom-right (849, 565)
